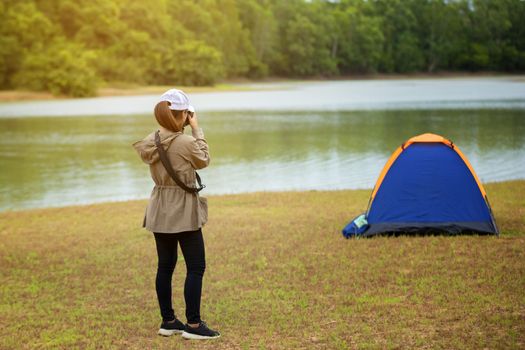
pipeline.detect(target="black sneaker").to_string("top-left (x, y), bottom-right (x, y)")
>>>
top-left (158, 318), bottom-right (185, 336)
top-left (181, 321), bottom-right (220, 340)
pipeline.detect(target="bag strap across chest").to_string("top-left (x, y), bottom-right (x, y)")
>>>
top-left (154, 130), bottom-right (205, 194)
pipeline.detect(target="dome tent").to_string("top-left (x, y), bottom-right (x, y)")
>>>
top-left (343, 133), bottom-right (498, 237)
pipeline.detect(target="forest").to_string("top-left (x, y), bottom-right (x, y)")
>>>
top-left (1, 0), bottom-right (524, 96)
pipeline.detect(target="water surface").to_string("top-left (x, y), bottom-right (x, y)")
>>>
top-left (1, 109), bottom-right (524, 211)
top-left (1, 77), bottom-right (525, 117)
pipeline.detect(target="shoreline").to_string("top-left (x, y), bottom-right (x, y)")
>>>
top-left (0, 83), bottom-right (265, 103)
top-left (1, 179), bottom-right (523, 216)
top-left (3, 188), bottom-right (371, 214)
top-left (1, 72), bottom-right (523, 103)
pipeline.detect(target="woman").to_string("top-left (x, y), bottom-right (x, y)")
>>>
top-left (132, 89), bottom-right (220, 340)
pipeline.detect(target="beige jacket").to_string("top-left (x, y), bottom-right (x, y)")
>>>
top-left (132, 128), bottom-right (210, 233)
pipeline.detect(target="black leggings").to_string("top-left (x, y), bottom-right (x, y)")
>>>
top-left (153, 229), bottom-right (206, 324)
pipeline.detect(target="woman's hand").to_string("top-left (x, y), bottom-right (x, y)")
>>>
top-left (188, 111), bottom-right (199, 130)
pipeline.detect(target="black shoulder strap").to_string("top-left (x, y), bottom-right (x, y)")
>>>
top-left (154, 130), bottom-right (205, 194)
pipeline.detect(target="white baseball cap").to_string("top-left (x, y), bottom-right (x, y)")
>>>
top-left (159, 88), bottom-right (195, 111)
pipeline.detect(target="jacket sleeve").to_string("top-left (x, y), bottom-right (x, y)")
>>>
top-left (181, 128), bottom-right (210, 170)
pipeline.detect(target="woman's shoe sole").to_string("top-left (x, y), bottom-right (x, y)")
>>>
top-left (181, 331), bottom-right (220, 340)
top-left (158, 329), bottom-right (184, 337)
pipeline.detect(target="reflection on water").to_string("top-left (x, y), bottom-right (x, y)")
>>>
top-left (2, 78), bottom-right (525, 117)
top-left (1, 109), bottom-right (524, 211)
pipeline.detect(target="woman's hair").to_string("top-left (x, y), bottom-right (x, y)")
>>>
top-left (154, 101), bottom-right (186, 132)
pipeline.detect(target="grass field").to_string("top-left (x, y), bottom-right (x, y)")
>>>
top-left (0, 181), bottom-right (524, 349)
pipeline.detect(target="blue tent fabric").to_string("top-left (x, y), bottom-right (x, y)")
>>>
top-left (342, 213), bottom-right (369, 238)
top-left (358, 141), bottom-right (498, 237)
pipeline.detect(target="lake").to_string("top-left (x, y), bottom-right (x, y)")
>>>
top-left (1, 78), bottom-right (524, 211)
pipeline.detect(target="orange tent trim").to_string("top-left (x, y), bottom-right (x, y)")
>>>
top-left (370, 133), bottom-right (487, 202)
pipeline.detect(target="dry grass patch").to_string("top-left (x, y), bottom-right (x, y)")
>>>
top-left (0, 181), bottom-right (524, 349)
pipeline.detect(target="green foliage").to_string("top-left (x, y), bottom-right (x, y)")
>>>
top-left (93, 30), bottom-right (156, 85)
top-left (13, 41), bottom-right (98, 97)
top-left (337, 9), bottom-right (384, 73)
top-left (395, 32), bottom-right (424, 73)
top-left (166, 41), bottom-right (225, 86)
top-left (285, 15), bottom-right (325, 75)
top-left (237, 0), bottom-right (278, 77)
top-left (0, 1), bottom-right (58, 88)
top-left (0, 0), bottom-right (524, 96)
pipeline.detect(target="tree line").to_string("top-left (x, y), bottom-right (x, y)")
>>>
top-left (1, 0), bottom-right (524, 97)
